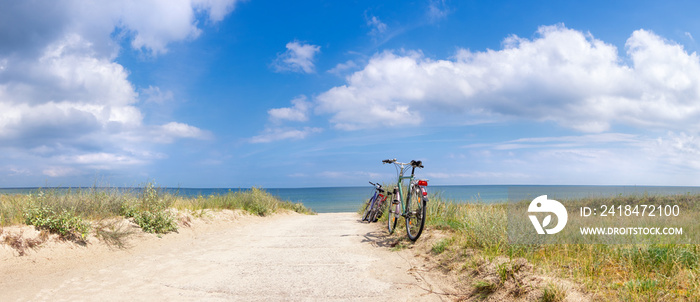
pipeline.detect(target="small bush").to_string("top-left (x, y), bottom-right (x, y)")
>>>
top-left (119, 200), bottom-right (139, 218)
top-left (133, 210), bottom-right (177, 234)
top-left (23, 205), bottom-right (90, 241)
top-left (121, 183), bottom-right (178, 234)
top-left (244, 201), bottom-right (270, 216)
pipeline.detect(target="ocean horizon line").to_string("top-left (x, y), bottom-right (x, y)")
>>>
top-left (2, 184), bottom-right (700, 190)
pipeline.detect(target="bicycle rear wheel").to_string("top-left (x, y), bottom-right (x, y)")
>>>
top-left (371, 198), bottom-right (384, 222)
top-left (361, 196), bottom-right (374, 222)
top-left (405, 186), bottom-right (427, 241)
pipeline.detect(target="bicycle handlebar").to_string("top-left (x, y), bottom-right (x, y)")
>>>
top-left (410, 160), bottom-right (424, 168)
top-left (382, 158), bottom-right (424, 168)
top-left (369, 181), bottom-right (386, 193)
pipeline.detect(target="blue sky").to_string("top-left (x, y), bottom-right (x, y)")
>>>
top-left (2, 0), bottom-right (700, 188)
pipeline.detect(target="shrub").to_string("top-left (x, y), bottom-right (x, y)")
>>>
top-left (23, 204), bottom-right (90, 241)
top-left (120, 183), bottom-right (178, 234)
top-left (133, 210), bottom-right (177, 234)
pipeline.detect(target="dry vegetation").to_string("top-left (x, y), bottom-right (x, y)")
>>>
top-left (372, 191), bottom-right (700, 301)
top-left (0, 183), bottom-right (313, 255)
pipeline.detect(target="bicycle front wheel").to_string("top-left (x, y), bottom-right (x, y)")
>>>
top-left (405, 187), bottom-right (427, 241)
top-left (387, 200), bottom-right (399, 234)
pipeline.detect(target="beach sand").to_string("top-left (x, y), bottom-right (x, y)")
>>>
top-left (1, 212), bottom-right (454, 301)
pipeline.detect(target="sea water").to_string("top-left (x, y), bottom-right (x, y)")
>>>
top-left (3, 185), bottom-right (700, 213)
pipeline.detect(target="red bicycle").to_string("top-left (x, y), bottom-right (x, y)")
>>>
top-left (361, 181), bottom-right (389, 223)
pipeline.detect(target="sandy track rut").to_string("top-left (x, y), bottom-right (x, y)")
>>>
top-left (1, 213), bottom-right (448, 301)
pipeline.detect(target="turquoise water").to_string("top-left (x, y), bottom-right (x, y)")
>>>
top-left (4, 185), bottom-right (700, 213)
top-left (267, 185), bottom-right (700, 213)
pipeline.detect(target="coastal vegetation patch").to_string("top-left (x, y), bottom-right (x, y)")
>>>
top-left (0, 183), bottom-right (313, 253)
top-left (370, 189), bottom-right (700, 300)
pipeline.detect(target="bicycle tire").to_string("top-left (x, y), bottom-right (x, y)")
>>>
top-left (371, 198), bottom-right (384, 222)
top-left (368, 208), bottom-right (377, 223)
top-left (406, 186), bottom-right (427, 241)
top-left (361, 196), bottom-right (374, 222)
top-left (387, 199), bottom-right (399, 234)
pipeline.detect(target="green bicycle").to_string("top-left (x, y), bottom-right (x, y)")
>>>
top-left (382, 158), bottom-right (428, 241)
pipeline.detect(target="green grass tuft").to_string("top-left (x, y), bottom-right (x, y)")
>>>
top-left (540, 282), bottom-right (566, 302)
top-left (367, 190), bottom-right (700, 301)
top-left (1, 182), bottom-right (314, 246)
top-left (431, 237), bottom-right (453, 254)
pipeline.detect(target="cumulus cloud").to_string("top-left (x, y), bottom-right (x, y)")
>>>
top-left (316, 24), bottom-right (700, 133)
top-left (252, 96), bottom-right (321, 143)
top-left (272, 41), bottom-right (321, 74)
top-left (0, 0), bottom-right (239, 57)
top-left (0, 0), bottom-right (236, 177)
top-left (268, 96), bottom-right (312, 122)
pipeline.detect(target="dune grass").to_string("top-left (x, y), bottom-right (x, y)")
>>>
top-left (0, 183), bottom-right (314, 246)
top-left (372, 190), bottom-right (700, 300)
top-left (173, 187), bottom-right (313, 216)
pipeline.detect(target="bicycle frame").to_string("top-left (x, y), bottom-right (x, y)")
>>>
top-left (394, 169), bottom-right (414, 217)
top-left (363, 181), bottom-right (389, 222)
top-left (384, 158), bottom-right (428, 240)
top-left (369, 189), bottom-right (387, 211)
top-left (384, 159), bottom-right (428, 218)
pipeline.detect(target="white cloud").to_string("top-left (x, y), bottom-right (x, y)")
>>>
top-left (154, 122), bottom-right (212, 143)
top-left (268, 96), bottom-right (312, 122)
top-left (316, 24), bottom-right (700, 133)
top-left (328, 60), bottom-right (360, 75)
top-left (192, 0), bottom-right (239, 22)
top-left (318, 170), bottom-right (387, 180)
top-left (93, 0), bottom-right (240, 55)
top-left (452, 131), bottom-right (700, 185)
top-left (253, 95), bottom-right (322, 143)
top-left (463, 133), bottom-right (642, 150)
top-left (43, 166), bottom-right (78, 177)
top-left (272, 41), bottom-right (321, 74)
top-left (0, 0), bottom-right (237, 176)
top-left (427, 0), bottom-right (450, 22)
top-left (142, 86), bottom-right (174, 104)
top-left (366, 15), bottom-right (387, 36)
top-left (0, 34), bottom-right (139, 142)
top-left (651, 131), bottom-right (700, 170)
top-left (250, 127), bottom-right (322, 143)
top-left (70, 152), bottom-right (145, 166)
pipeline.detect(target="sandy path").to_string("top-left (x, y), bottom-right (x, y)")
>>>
top-left (1, 213), bottom-right (448, 301)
